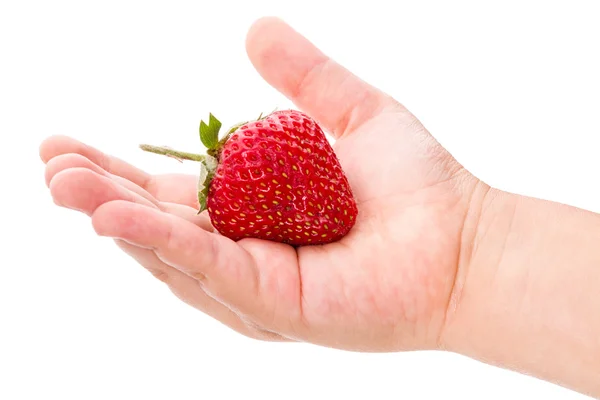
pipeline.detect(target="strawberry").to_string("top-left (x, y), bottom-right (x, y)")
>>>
top-left (140, 109), bottom-right (358, 246)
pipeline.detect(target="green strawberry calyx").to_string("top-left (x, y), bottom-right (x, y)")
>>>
top-left (139, 112), bottom-right (268, 214)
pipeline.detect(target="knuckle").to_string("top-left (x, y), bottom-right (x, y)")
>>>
top-left (189, 270), bottom-right (207, 282)
top-left (149, 269), bottom-right (169, 283)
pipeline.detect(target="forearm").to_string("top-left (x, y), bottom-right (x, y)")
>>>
top-left (443, 185), bottom-right (600, 398)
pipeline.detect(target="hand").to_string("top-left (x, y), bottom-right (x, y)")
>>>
top-left (40, 17), bottom-right (484, 352)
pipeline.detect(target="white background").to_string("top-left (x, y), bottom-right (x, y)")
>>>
top-left (1, 0), bottom-right (599, 399)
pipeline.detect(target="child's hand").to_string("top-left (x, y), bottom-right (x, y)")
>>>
top-left (40, 17), bottom-right (483, 351)
top-left (39, 16), bottom-right (600, 397)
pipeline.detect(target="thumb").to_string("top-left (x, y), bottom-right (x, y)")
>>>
top-left (245, 16), bottom-right (399, 139)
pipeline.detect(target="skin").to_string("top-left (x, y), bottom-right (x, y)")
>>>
top-left (39, 17), bottom-right (600, 398)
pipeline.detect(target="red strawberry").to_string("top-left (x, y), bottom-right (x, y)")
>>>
top-left (140, 109), bottom-right (358, 246)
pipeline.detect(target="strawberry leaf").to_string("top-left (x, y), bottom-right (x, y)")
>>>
top-left (199, 113), bottom-right (222, 150)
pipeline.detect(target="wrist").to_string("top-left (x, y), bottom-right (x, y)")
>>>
top-left (440, 185), bottom-right (516, 350)
top-left (440, 186), bottom-right (600, 397)
top-left (439, 182), bottom-right (507, 353)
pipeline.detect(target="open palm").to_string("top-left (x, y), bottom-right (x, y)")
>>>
top-left (41, 17), bottom-right (483, 352)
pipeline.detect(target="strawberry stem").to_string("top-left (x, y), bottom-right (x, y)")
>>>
top-left (139, 144), bottom-right (206, 162)
top-left (139, 143), bottom-right (218, 214)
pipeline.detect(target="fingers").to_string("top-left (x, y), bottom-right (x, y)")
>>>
top-left (245, 17), bottom-right (398, 138)
top-left (40, 135), bottom-right (199, 208)
top-left (44, 144), bottom-right (303, 340)
top-left (114, 240), bottom-right (288, 341)
top-left (44, 155), bottom-right (283, 340)
top-left (45, 153), bottom-right (159, 206)
top-left (91, 200), bottom-right (300, 335)
top-left (46, 156), bottom-right (214, 229)
top-left (49, 168), bottom-right (158, 216)
top-left (40, 135), bottom-right (152, 189)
